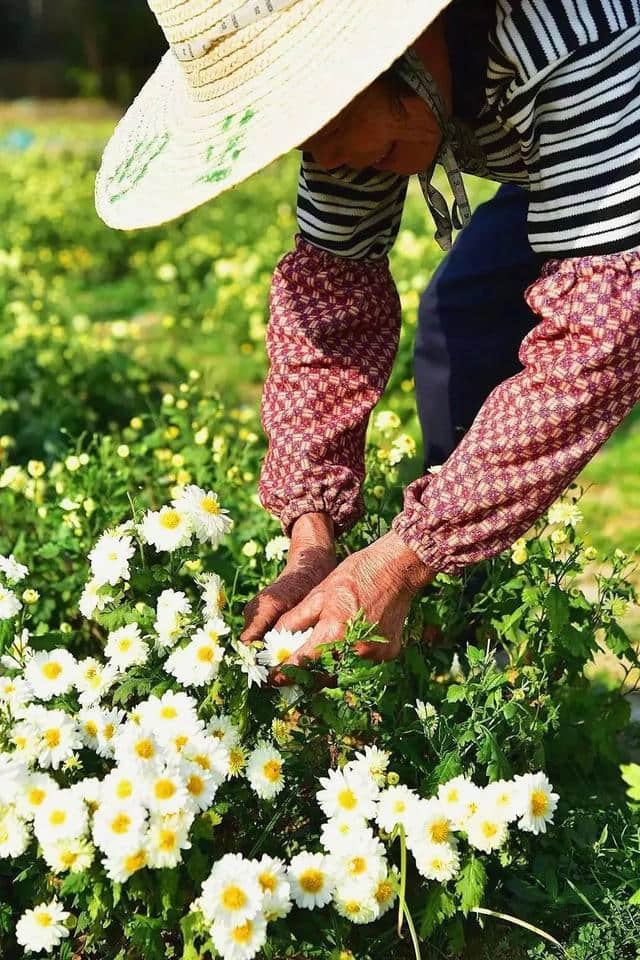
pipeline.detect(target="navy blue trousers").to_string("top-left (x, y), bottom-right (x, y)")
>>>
top-left (415, 184), bottom-right (546, 469)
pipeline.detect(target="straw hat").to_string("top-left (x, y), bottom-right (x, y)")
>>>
top-left (95, 0), bottom-right (450, 231)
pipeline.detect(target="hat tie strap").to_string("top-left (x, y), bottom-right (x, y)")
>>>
top-left (394, 47), bottom-right (472, 251)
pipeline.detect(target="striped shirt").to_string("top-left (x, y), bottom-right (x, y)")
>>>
top-left (297, 0), bottom-right (640, 259)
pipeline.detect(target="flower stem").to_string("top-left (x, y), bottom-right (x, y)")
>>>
top-left (397, 824), bottom-right (407, 938)
top-left (473, 907), bottom-right (566, 954)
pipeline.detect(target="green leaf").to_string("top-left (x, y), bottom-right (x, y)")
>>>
top-left (621, 763), bottom-right (640, 802)
top-left (545, 586), bottom-right (570, 636)
top-left (466, 645), bottom-right (484, 666)
top-left (419, 887), bottom-right (456, 937)
top-left (447, 684), bottom-right (466, 703)
top-left (629, 888), bottom-right (640, 905)
top-left (456, 856), bottom-right (486, 915)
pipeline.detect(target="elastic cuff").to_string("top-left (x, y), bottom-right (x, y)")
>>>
top-left (391, 509), bottom-right (459, 577)
top-left (278, 493), bottom-right (365, 539)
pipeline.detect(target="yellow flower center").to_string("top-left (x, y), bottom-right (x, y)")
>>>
top-left (299, 869), bottom-right (324, 894)
top-left (194, 754), bottom-right (210, 771)
top-left (84, 666), bottom-right (98, 682)
top-left (259, 871), bottom-right (277, 893)
top-left (44, 728), bottom-right (61, 748)
top-left (531, 790), bottom-right (549, 817)
top-left (61, 850), bottom-right (78, 868)
top-left (429, 819), bottom-right (450, 844)
top-left (160, 706), bottom-right (177, 719)
top-left (117, 638), bottom-right (132, 652)
top-left (430, 857), bottom-right (444, 871)
top-left (49, 810), bottom-right (66, 826)
top-left (348, 856), bottom-right (367, 875)
top-left (154, 779), bottom-right (176, 801)
top-left (222, 886), bottom-right (247, 911)
top-left (0, 827), bottom-right (7, 844)
top-left (345, 901), bottom-right (361, 916)
top-left (482, 821), bottom-right (498, 838)
top-left (228, 748), bottom-right (245, 775)
top-left (28, 788), bottom-right (45, 806)
top-left (135, 739), bottom-right (154, 759)
top-left (337, 788), bottom-right (357, 811)
top-left (84, 721), bottom-right (98, 737)
top-left (103, 723), bottom-right (115, 741)
top-left (231, 921), bottom-right (252, 944)
top-left (276, 647), bottom-right (291, 663)
top-left (42, 661), bottom-right (62, 680)
top-left (262, 759), bottom-right (282, 783)
top-left (158, 829), bottom-right (176, 852)
top-left (187, 774), bottom-right (205, 796)
top-left (174, 735), bottom-right (189, 751)
top-left (197, 645), bottom-right (216, 663)
top-left (375, 881), bottom-right (393, 905)
top-left (116, 780), bottom-right (133, 799)
top-left (446, 789), bottom-right (459, 803)
top-left (200, 495), bottom-right (220, 515)
top-left (124, 850), bottom-right (146, 873)
top-left (36, 911), bottom-right (52, 928)
top-left (160, 510), bottom-right (181, 530)
top-left (393, 800), bottom-right (406, 813)
top-left (208, 630), bottom-right (219, 643)
top-left (111, 813), bottom-right (131, 834)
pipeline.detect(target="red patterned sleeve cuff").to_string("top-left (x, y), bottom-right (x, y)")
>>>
top-left (259, 233), bottom-right (402, 536)
top-left (393, 252), bottom-right (640, 575)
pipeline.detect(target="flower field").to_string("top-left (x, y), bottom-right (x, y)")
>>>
top-left (0, 112), bottom-right (639, 960)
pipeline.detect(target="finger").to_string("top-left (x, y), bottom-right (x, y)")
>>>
top-left (275, 590), bottom-right (325, 634)
top-left (240, 591), bottom-right (287, 645)
top-left (271, 616), bottom-right (346, 686)
top-left (354, 635), bottom-right (400, 662)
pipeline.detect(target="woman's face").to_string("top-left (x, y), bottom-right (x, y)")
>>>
top-left (298, 73), bottom-right (443, 176)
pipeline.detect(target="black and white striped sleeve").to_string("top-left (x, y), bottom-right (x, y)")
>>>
top-left (295, 151), bottom-right (409, 260)
top-left (491, 11), bottom-right (640, 256)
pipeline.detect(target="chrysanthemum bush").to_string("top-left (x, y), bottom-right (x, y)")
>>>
top-left (0, 480), bottom-right (568, 960)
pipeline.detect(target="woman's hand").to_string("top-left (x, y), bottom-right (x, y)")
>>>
top-left (270, 530), bottom-right (435, 683)
top-left (241, 512), bottom-right (336, 645)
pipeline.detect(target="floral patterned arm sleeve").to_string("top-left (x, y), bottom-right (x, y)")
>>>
top-left (392, 253), bottom-right (640, 576)
top-left (259, 233), bottom-right (402, 535)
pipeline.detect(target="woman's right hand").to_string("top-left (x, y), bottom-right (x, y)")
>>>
top-left (240, 512), bottom-right (336, 644)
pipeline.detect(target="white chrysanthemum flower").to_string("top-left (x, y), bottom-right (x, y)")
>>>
top-left (172, 485), bottom-right (232, 547)
top-left (0, 751), bottom-right (29, 804)
top-left (200, 853), bottom-right (263, 927)
top-left (483, 779), bottom-right (525, 824)
top-left (16, 899), bottom-right (70, 954)
top-left (406, 799), bottom-right (454, 853)
top-left (265, 536), bottom-right (290, 562)
top-left (246, 742), bottom-right (285, 800)
top-left (374, 410), bottom-right (401, 432)
top-left (95, 707), bottom-right (125, 759)
top-left (437, 776), bottom-right (478, 829)
top-left (257, 627), bottom-right (311, 668)
top-left (0, 627), bottom-right (33, 671)
top-left (196, 572), bottom-right (226, 619)
top-left (78, 577), bottom-right (113, 620)
top-left (547, 500), bottom-right (582, 527)
top-left (70, 777), bottom-right (102, 809)
top-left (100, 766), bottom-right (145, 806)
top-left (0, 804), bottom-right (31, 858)
top-left (316, 767), bottom-right (378, 821)
top-left (207, 714), bottom-right (241, 750)
top-left (0, 554), bottom-right (29, 583)
top-left (179, 760), bottom-right (219, 813)
top-left (145, 818), bottom-right (187, 869)
top-left (516, 772), bottom-right (559, 835)
top-left (89, 530), bottom-right (135, 586)
top-left (16, 772), bottom-right (58, 821)
top-left (34, 709), bottom-right (82, 770)
top-left (210, 913), bottom-right (267, 960)
top-left (41, 836), bottom-right (95, 874)
top-left (154, 589), bottom-right (192, 649)
top-left (320, 814), bottom-right (372, 853)
top-left (78, 707), bottom-right (104, 751)
top-left (34, 789), bottom-right (88, 845)
top-left (165, 618), bottom-right (228, 687)
top-left (74, 657), bottom-right (118, 706)
top-left (413, 841), bottom-right (460, 882)
top-left (103, 845), bottom-right (148, 883)
top-left (140, 505), bottom-right (193, 552)
top-left (345, 745), bottom-right (390, 788)
top-left (233, 640), bottom-right (268, 688)
top-left (226, 744), bottom-right (247, 778)
top-left (145, 766), bottom-right (189, 816)
top-left (376, 785), bottom-right (420, 833)
top-left (256, 854), bottom-right (292, 921)
top-left (0, 674), bottom-right (32, 714)
top-left (104, 623), bottom-right (149, 671)
top-left (113, 722), bottom-right (162, 776)
top-left (289, 851), bottom-right (334, 909)
top-left (92, 801), bottom-right (147, 855)
top-left (10, 719), bottom-right (41, 764)
top-left (0, 585), bottom-right (21, 620)
top-left (467, 807), bottom-right (510, 853)
top-left (327, 832), bottom-right (387, 893)
top-left (183, 735), bottom-right (229, 783)
top-left (24, 649), bottom-right (76, 701)
top-left (136, 691), bottom-right (203, 747)
top-left (333, 881), bottom-right (379, 924)
top-left (373, 869), bottom-right (398, 918)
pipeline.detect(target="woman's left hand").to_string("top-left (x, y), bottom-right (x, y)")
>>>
top-left (270, 530), bottom-right (435, 684)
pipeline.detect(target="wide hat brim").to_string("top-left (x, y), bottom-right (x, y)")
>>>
top-left (95, 0), bottom-right (450, 231)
